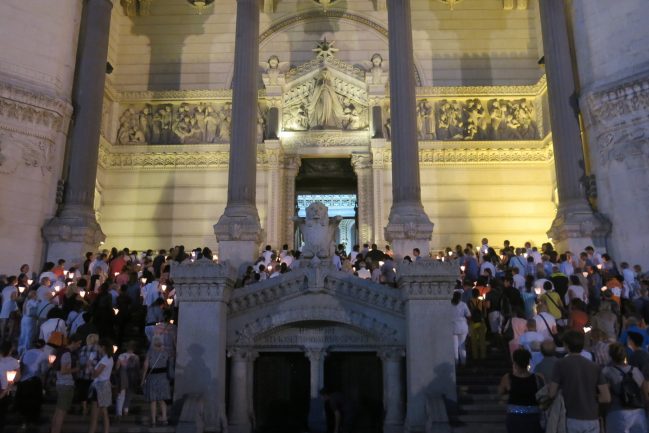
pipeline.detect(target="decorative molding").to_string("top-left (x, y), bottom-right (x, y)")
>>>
top-left (118, 89), bottom-right (233, 103)
top-left (398, 259), bottom-right (459, 300)
top-left (280, 130), bottom-right (370, 148)
top-left (585, 74), bottom-right (649, 129)
top-left (0, 81), bottom-right (72, 134)
top-left (416, 75), bottom-right (546, 97)
top-left (171, 258), bottom-right (236, 302)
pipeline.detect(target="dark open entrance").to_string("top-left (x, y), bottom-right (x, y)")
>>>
top-left (253, 352), bottom-right (310, 433)
top-left (324, 352), bottom-right (384, 433)
top-left (294, 158), bottom-right (359, 254)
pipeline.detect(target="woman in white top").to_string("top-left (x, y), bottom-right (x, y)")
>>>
top-left (88, 339), bottom-right (114, 433)
top-left (451, 291), bottom-right (471, 366)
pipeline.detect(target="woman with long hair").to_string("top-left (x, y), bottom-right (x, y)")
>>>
top-left (498, 348), bottom-right (543, 433)
top-left (451, 291), bottom-right (471, 366)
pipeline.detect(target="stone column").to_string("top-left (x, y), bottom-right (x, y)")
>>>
top-left (352, 153), bottom-right (374, 245)
top-left (378, 348), bottom-right (405, 433)
top-left (371, 139), bottom-right (389, 249)
top-left (539, 0), bottom-right (610, 252)
top-left (214, 0), bottom-right (263, 269)
top-left (384, 0), bottom-right (434, 259)
top-left (43, 0), bottom-right (112, 264)
top-left (305, 347), bottom-right (328, 433)
top-left (228, 348), bottom-right (255, 433)
top-left (398, 260), bottom-right (457, 432)
top-left (283, 156), bottom-right (301, 250)
top-left (264, 140), bottom-right (283, 249)
top-left (171, 259), bottom-right (235, 432)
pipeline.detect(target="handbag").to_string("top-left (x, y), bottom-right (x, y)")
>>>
top-left (141, 352), bottom-right (163, 387)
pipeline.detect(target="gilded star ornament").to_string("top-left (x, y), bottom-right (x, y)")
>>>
top-left (312, 38), bottom-right (339, 60)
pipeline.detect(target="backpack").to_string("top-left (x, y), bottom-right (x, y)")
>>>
top-left (613, 366), bottom-right (645, 409)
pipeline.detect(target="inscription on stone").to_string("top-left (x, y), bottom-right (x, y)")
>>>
top-left (258, 326), bottom-right (373, 346)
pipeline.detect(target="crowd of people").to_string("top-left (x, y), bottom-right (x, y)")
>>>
top-left (449, 238), bottom-right (649, 433)
top-left (0, 246), bottom-right (184, 432)
top-left (1, 239), bottom-right (649, 433)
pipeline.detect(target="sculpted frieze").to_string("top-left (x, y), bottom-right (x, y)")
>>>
top-left (585, 75), bottom-right (649, 128)
top-left (0, 131), bottom-right (53, 175)
top-left (280, 130), bottom-right (369, 148)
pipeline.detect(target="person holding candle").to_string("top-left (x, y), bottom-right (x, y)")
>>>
top-left (0, 276), bottom-right (19, 342)
top-left (0, 341), bottom-right (19, 432)
top-left (87, 339), bottom-right (114, 433)
top-left (15, 339), bottom-right (48, 430)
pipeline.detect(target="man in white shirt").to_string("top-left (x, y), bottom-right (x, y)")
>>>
top-left (262, 245), bottom-right (274, 266)
top-left (512, 267), bottom-right (526, 291)
top-left (479, 238), bottom-right (490, 256)
top-left (534, 306), bottom-right (557, 341)
top-left (39, 314), bottom-right (67, 344)
top-left (357, 262), bottom-right (371, 279)
top-left (518, 319), bottom-right (545, 352)
top-left (36, 277), bottom-right (54, 303)
top-left (141, 280), bottom-right (162, 307)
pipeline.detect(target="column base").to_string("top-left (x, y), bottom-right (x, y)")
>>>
top-left (384, 203), bottom-right (434, 259)
top-left (547, 200), bottom-right (611, 254)
top-left (42, 206), bottom-right (105, 267)
top-left (307, 397), bottom-right (327, 433)
top-left (214, 204), bottom-right (263, 272)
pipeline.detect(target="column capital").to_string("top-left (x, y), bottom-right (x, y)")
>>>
top-left (377, 347), bottom-right (405, 362)
top-left (171, 259), bottom-right (236, 302)
top-left (398, 259), bottom-right (458, 301)
top-left (351, 152), bottom-right (372, 171)
top-left (227, 347), bottom-right (258, 361)
top-left (304, 347), bottom-right (328, 363)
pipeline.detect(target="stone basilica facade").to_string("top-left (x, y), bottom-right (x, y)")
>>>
top-left (1, 0), bottom-right (649, 431)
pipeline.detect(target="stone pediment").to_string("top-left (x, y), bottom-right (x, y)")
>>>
top-left (282, 56), bottom-right (370, 132)
top-left (228, 266), bottom-right (404, 317)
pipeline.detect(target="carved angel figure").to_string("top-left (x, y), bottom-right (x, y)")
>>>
top-left (260, 55), bottom-right (290, 87)
top-left (293, 202), bottom-right (342, 260)
top-left (362, 53), bottom-right (386, 85)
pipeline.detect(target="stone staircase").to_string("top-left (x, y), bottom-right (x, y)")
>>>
top-left (4, 394), bottom-right (175, 433)
top-left (451, 347), bottom-right (511, 433)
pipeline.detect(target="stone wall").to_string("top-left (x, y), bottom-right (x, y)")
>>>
top-left (0, 0), bottom-right (80, 274)
top-left (570, 0), bottom-right (649, 268)
top-left (111, 0), bottom-right (542, 91)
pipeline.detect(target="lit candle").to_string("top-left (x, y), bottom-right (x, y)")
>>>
top-left (523, 253), bottom-right (528, 258)
top-left (441, 257), bottom-right (445, 262)
top-left (191, 251), bottom-right (197, 258)
top-left (267, 265), bottom-right (272, 271)
top-left (460, 265), bottom-right (466, 272)
top-left (79, 290), bottom-right (86, 298)
top-left (140, 277), bottom-right (147, 284)
top-left (112, 345), bottom-right (118, 354)
top-left (54, 286), bottom-right (61, 292)
top-left (27, 279), bottom-right (33, 286)
top-left (18, 286), bottom-right (25, 294)
top-left (582, 271), bottom-right (588, 278)
top-left (379, 261), bottom-right (384, 267)
top-left (583, 326), bottom-right (592, 334)
top-left (213, 255), bottom-right (218, 262)
top-left (447, 251), bottom-right (453, 257)
top-left (166, 298), bottom-right (173, 306)
top-left (500, 254), bottom-right (504, 260)
top-left (601, 286), bottom-right (608, 292)
top-left (113, 308), bottom-right (119, 315)
top-left (597, 264), bottom-right (603, 270)
top-left (48, 354), bottom-right (57, 364)
top-left (114, 272), bottom-right (119, 277)
top-left (6, 370), bottom-right (17, 384)
top-left (534, 287), bottom-right (542, 295)
top-left (51, 291), bottom-right (56, 297)
top-left (170, 320), bottom-right (175, 325)
top-left (161, 284), bottom-right (167, 291)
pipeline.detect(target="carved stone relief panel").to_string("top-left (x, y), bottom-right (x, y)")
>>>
top-left (0, 131), bottom-right (53, 175)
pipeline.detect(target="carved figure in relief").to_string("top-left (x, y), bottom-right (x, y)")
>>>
top-left (293, 202), bottom-right (342, 260)
top-left (217, 103), bottom-right (232, 141)
top-left (204, 105), bottom-right (219, 143)
top-left (159, 105), bottom-right (172, 144)
top-left (436, 100), bottom-right (464, 140)
top-left (366, 53), bottom-right (385, 85)
top-left (260, 55), bottom-right (289, 88)
top-left (285, 104), bottom-right (309, 131)
top-left (416, 99), bottom-right (434, 139)
top-left (308, 70), bottom-right (345, 129)
top-left (139, 105), bottom-right (153, 143)
top-left (511, 99), bottom-right (538, 139)
top-left (342, 99), bottom-right (361, 130)
top-left (464, 98), bottom-right (488, 140)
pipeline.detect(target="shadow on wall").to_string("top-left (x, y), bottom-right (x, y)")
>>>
top-left (126, 4), bottom-right (210, 91)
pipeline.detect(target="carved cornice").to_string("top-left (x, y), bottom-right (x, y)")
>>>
top-left (398, 259), bottom-right (458, 301)
top-left (98, 139), bottom-right (553, 169)
top-left (171, 259), bottom-right (236, 302)
top-left (584, 74), bottom-right (649, 130)
top-left (118, 88), bottom-right (234, 103)
top-left (416, 75), bottom-right (547, 98)
top-left (0, 81), bottom-right (72, 134)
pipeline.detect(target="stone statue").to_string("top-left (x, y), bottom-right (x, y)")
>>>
top-left (293, 202), bottom-right (342, 260)
top-left (308, 70), bottom-right (344, 129)
top-left (260, 55), bottom-right (289, 88)
top-left (363, 53), bottom-right (385, 85)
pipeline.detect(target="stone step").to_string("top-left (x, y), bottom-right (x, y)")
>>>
top-left (452, 424), bottom-right (507, 433)
top-left (459, 402), bottom-right (506, 413)
top-left (457, 413), bottom-right (506, 423)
